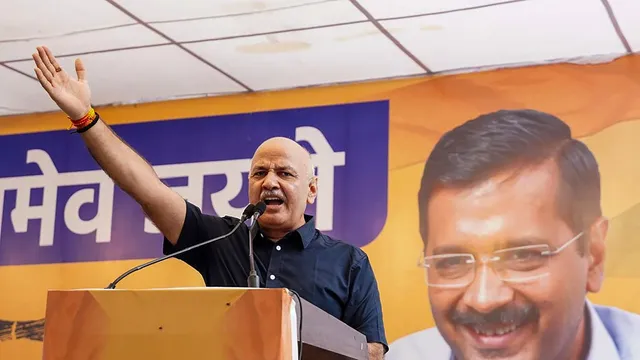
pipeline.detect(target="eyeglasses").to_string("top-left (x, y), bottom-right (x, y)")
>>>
top-left (417, 232), bottom-right (584, 288)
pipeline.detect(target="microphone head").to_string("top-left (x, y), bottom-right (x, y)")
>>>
top-left (242, 204), bottom-right (256, 218)
top-left (254, 201), bottom-right (267, 216)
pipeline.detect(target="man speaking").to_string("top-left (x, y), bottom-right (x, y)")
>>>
top-left (30, 46), bottom-right (387, 359)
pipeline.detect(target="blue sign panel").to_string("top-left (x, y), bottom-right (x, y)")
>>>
top-left (0, 101), bottom-right (389, 266)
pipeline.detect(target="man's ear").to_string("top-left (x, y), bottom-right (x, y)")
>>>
top-left (307, 176), bottom-right (318, 204)
top-left (586, 216), bottom-right (608, 293)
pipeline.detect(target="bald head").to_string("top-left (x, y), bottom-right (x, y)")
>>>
top-left (248, 136), bottom-right (318, 238)
top-left (252, 137), bottom-right (314, 179)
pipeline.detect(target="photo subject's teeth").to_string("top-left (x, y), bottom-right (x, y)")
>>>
top-left (473, 324), bottom-right (519, 336)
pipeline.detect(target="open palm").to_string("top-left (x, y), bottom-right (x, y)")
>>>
top-left (32, 46), bottom-right (91, 120)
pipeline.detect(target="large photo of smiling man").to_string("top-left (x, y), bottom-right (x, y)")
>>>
top-left (387, 109), bottom-right (640, 360)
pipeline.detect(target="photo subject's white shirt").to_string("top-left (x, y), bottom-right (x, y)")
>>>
top-left (386, 300), bottom-right (640, 360)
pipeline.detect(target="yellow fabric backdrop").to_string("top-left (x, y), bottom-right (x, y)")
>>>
top-left (1, 54), bottom-right (639, 359)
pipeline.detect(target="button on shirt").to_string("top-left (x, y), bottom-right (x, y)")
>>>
top-left (385, 300), bottom-right (640, 360)
top-left (163, 200), bottom-right (388, 351)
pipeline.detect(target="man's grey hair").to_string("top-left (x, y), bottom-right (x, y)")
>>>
top-left (306, 150), bottom-right (316, 181)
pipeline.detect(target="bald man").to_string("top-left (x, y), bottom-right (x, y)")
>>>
top-left (31, 46), bottom-right (388, 358)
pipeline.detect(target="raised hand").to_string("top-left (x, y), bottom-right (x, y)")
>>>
top-left (32, 46), bottom-right (91, 120)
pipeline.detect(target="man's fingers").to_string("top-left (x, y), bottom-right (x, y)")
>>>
top-left (43, 46), bottom-right (68, 82)
top-left (37, 46), bottom-right (58, 76)
top-left (34, 68), bottom-right (54, 93)
top-left (74, 58), bottom-right (86, 82)
top-left (32, 52), bottom-right (54, 83)
top-left (43, 46), bottom-right (61, 72)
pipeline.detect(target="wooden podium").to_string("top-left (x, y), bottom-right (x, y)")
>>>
top-left (41, 287), bottom-right (369, 360)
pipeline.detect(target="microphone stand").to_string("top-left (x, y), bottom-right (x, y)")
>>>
top-left (247, 212), bottom-right (260, 288)
top-left (105, 204), bottom-right (256, 289)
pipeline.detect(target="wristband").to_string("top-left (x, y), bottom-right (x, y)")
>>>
top-left (76, 112), bottom-right (100, 133)
top-left (68, 107), bottom-right (98, 133)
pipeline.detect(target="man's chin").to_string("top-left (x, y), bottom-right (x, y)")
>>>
top-left (258, 213), bottom-right (288, 228)
top-left (455, 347), bottom-right (533, 360)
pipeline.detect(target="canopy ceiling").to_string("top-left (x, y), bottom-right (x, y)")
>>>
top-left (1, 0), bottom-right (638, 117)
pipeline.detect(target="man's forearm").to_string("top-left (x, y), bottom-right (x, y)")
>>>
top-left (82, 119), bottom-right (159, 198)
top-left (368, 343), bottom-right (385, 360)
top-left (81, 119), bottom-right (186, 243)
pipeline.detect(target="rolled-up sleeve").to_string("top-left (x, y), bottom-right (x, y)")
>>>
top-left (162, 200), bottom-right (230, 276)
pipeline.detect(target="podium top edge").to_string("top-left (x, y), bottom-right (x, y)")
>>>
top-left (46, 287), bottom-right (291, 292)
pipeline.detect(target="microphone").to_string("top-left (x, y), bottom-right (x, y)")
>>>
top-left (247, 201), bottom-right (267, 288)
top-left (105, 203), bottom-right (259, 289)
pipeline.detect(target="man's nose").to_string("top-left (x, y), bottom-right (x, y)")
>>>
top-left (261, 171), bottom-right (280, 189)
top-left (462, 263), bottom-right (514, 313)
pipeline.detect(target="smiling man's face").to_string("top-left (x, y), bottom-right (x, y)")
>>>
top-left (423, 161), bottom-right (606, 360)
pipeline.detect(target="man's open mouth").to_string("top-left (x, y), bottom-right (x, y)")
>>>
top-left (263, 197), bottom-right (284, 206)
top-left (468, 322), bottom-right (520, 337)
top-left (461, 315), bottom-right (534, 349)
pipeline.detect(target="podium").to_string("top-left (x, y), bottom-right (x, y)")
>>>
top-left (41, 287), bottom-right (369, 360)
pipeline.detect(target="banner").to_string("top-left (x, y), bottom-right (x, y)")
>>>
top-left (0, 101), bottom-right (388, 266)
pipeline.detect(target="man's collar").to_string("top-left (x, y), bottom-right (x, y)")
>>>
top-left (256, 214), bottom-right (317, 248)
top-left (584, 299), bottom-right (621, 360)
top-left (296, 214), bottom-right (317, 248)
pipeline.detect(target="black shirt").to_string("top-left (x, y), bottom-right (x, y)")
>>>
top-left (163, 200), bottom-right (388, 351)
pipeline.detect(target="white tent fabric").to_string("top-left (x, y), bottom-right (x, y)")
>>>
top-left (1, 0), bottom-right (638, 116)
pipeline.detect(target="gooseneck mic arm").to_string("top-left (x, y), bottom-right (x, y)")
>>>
top-left (105, 203), bottom-right (258, 289)
top-left (247, 201), bottom-right (267, 288)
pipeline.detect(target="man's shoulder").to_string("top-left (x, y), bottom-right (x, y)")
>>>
top-left (314, 230), bottom-right (360, 250)
top-left (593, 302), bottom-right (640, 329)
top-left (386, 327), bottom-right (451, 360)
top-left (316, 231), bottom-right (369, 262)
top-left (185, 200), bottom-right (240, 227)
top-left (591, 302), bottom-right (640, 358)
